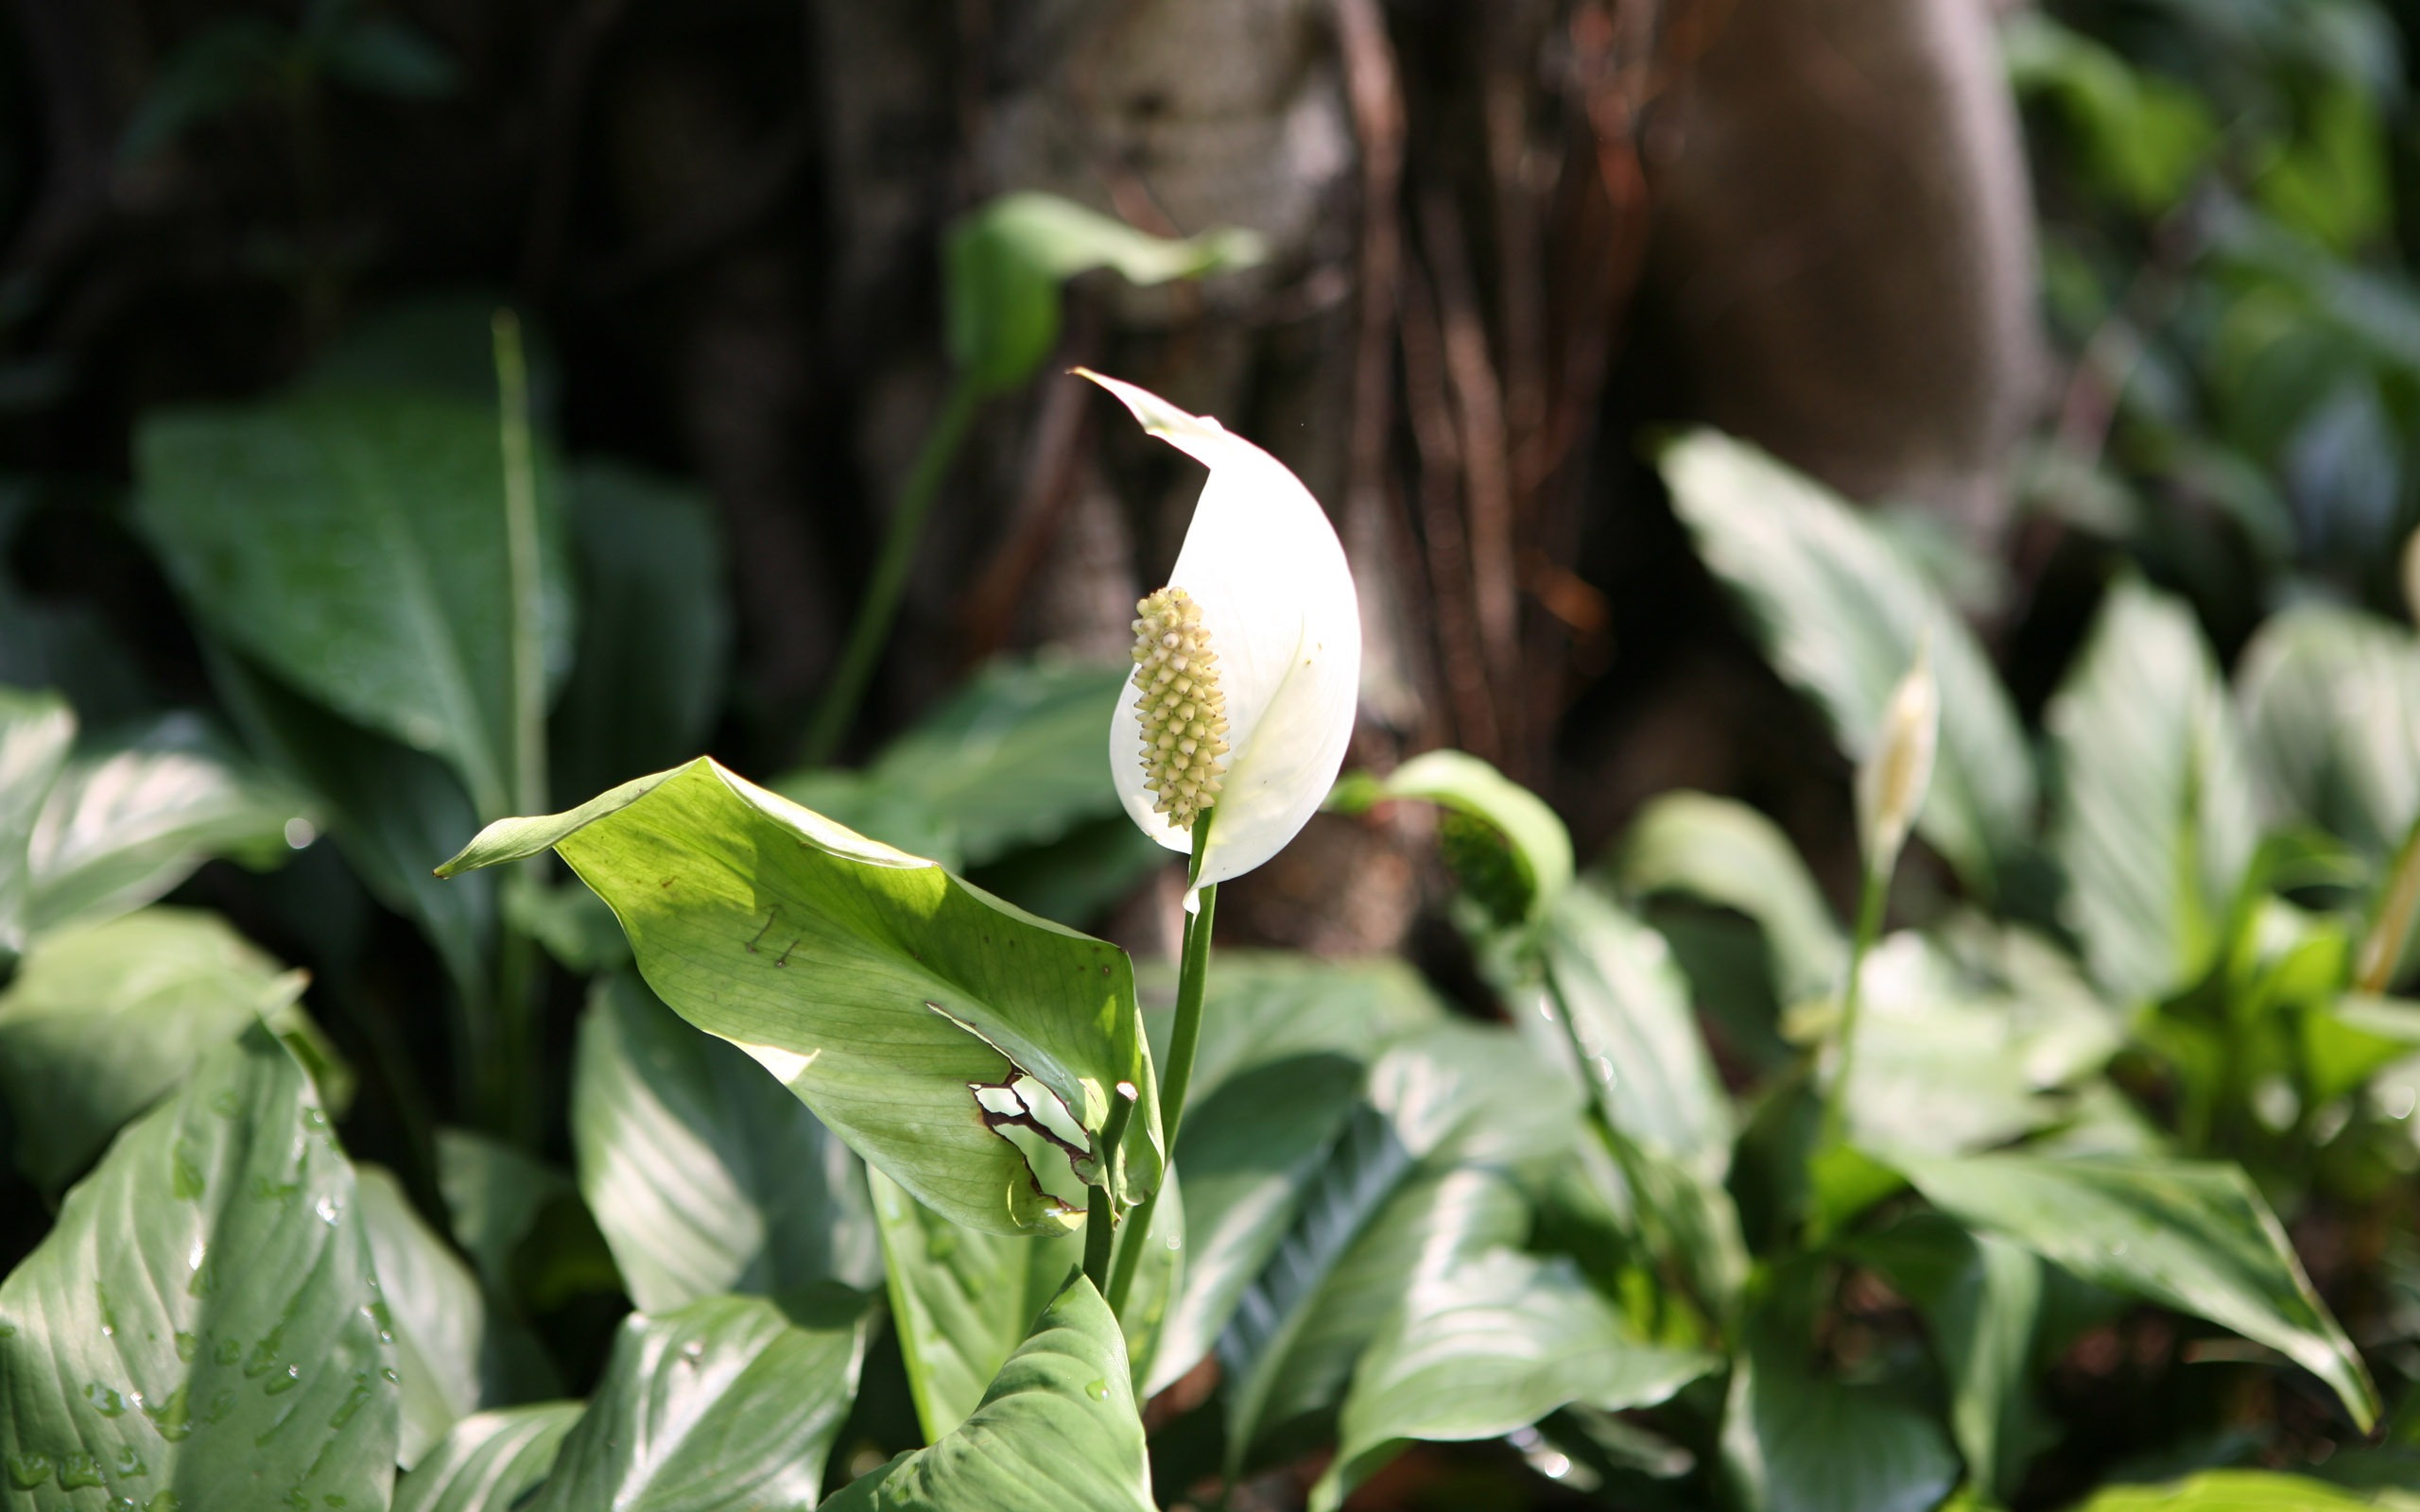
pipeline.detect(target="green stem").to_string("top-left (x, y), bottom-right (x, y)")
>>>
top-left (1083, 1082), bottom-right (1141, 1294)
top-left (2357, 810), bottom-right (2420, 994)
top-left (1820, 864), bottom-right (1891, 1150)
top-left (803, 377), bottom-right (982, 765)
top-left (1106, 833), bottom-right (1219, 1315)
top-left (490, 311), bottom-right (548, 1143)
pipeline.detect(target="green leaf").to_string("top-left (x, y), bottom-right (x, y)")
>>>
top-left (1841, 932), bottom-right (2119, 1159)
top-left (1144, 951), bottom-right (1446, 1110)
top-left (393, 1402), bottom-right (580, 1512)
top-left (0, 1024), bottom-right (397, 1509)
top-left (435, 1127), bottom-right (571, 1297)
top-left (356, 1165), bottom-right (485, 1469)
top-left (1332, 749), bottom-right (1575, 920)
top-left (134, 387), bottom-right (572, 822)
top-left (1893, 1152), bottom-right (2378, 1430)
top-left (1660, 430), bottom-right (2036, 897)
top-left (1311, 1248), bottom-right (1715, 1511)
top-left (1219, 1026), bottom-right (1564, 1475)
top-left (25, 713), bottom-right (305, 936)
top-left (1150, 1050), bottom-right (1363, 1398)
top-left (117, 15), bottom-right (285, 163)
top-left (946, 193), bottom-right (1263, 395)
top-left (2069, 1470), bottom-right (2396, 1510)
top-left (870, 1165), bottom-right (1180, 1439)
top-left (2236, 605), bottom-right (2420, 855)
top-left (1616, 791), bottom-right (1844, 1009)
top-left (2002, 11), bottom-right (2218, 214)
top-left (550, 463), bottom-right (731, 806)
top-left (1850, 1213), bottom-right (2043, 1503)
top-left (439, 758), bottom-right (1163, 1236)
top-left (1534, 884), bottom-right (1730, 1172)
top-left (1720, 1314), bottom-right (1960, 1512)
top-left (0, 685), bottom-right (76, 960)
top-left (527, 1289), bottom-right (871, 1512)
top-left (571, 971), bottom-right (879, 1313)
top-left (0, 907), bottom-right (311, 1192)
top-left (771, 658), bottom-right (1132, 872)
top-left (209, 644), bottom-right (496, 998)
top-left (321, 14), bottom-right (460, 99)
top-left (2048, 579), bottom-right (2260, 1004)
top-left (821, 1276), bottom-right (1153, 1512)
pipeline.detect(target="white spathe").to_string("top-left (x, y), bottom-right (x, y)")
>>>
top-left (1082, 369), bottom-right (1361, 893)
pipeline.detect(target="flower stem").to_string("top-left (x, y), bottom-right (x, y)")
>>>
top-left (802, 376), bottom-right (982, 766)
top-left (1107, 833), bottom-right (1219, 1315)
top-left (491, 310), bottom-right (547, 1144)
top-left (1820, 863), bottom-right (1890, 1150)
top-left (1083, 1081), bottom-right (1141, 1294)
top-left (2357, 810), bottom-right (2420, 993)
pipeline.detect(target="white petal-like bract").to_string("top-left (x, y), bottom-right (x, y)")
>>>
top-left (1084, 370), bottom-right (1361, 891)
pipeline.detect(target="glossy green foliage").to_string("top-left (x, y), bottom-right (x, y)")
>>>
top-left (392, 1403), bottom-right (580, 1512)
top-left (0, 1026), bottom-right (397, 1509)
top-left (571, 972), bottom-right (878, 1313)
top-left (1331, 748), bottom-right (1574, 922)
top-left (823, 1277), bottom-right (1153, 1512)
top-left (441, 758), bottom-right (1163, 1235)
top-left (135, 387), bottom-right (571, 822)
top-left (0, 908), bottom-right (316, 1193)
top-left (526, 1290), bottom-right (871, 1511)
top-left (1661, 430), bottom-right (2037, 898)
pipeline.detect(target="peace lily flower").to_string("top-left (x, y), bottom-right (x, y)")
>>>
top-left (1856, 638), bottom-right (1939, 881)
top-left (1080, 369), bottom-right (1360, 893)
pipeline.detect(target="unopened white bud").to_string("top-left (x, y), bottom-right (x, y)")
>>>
top-left (1857, 640), bottom-right (1939, 879)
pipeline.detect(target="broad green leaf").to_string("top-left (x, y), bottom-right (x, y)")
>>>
top-left (1222, 1144), bottom-right (1541, 1469)
top-left (394, 1402), bottom-right (580, 1512)
top-left (2236, 605), bottom-right (2420, 854)
top-left (573, 971), bottom-right (879, 1313)
top-left (211, 644), bottom-right (496, 1000)
top-left (2071, 1470), bottom-right (2399, 1510)
top-left (527, 1289), bottom-right (872, 1512)
top-left (1144, 951), bottom-right (1446, 1109)
top-left (436, 1127), bottom-right (572, 1297)
top-left (550, 463), bottom-right (731, 806)
top-left (1850, 1213), bottom-right (2044, 1503)
top-left (25, 712), bottom-right (304, 936)
top-left (134, 387), bottom-right (571, 821)
top-left (0, 1025), bottom-right (397, 1509)
top-left (1893, 1152), bottom-right (2378, 1430)
top-left (870, 1165), bottom-right (1180, 1439)
top-left (0, 907), bottom-right (310, 1192)
top-left (1150, 1050), bottom-right (1364, 1398)
top-left (946, 193), bottom-right (1262, 395)
top-left (1616, 790), bottom-right (1844, 1008)
top-left (822, 1277), bottom-right (1153, 1512)
top-left (356, 1165), bottom-right (486, 1468)
top-left (438, 758), bottom-right (1164, 1236)
top-left (1331, 749), bottom-right (1574, 920)
top-left (1534, 884), bottom-right (1729, 1172)
top-left (772, 658), bottom-right (1133, 873)
top-left (0, 686), bottom-right (76, 959)
top-left (2303, 995), bottom-right (2420, 1107)
top-left (1310, 1248), bottom-right (1714, 1511)
top-left (1720, 1317), bottom-right (1960, 1512)
top-left (1842, 932), bottom-right (2120, 1159)
top-left (2048, 579), bottom-right (2259, 1003)
top-left (1661, 430), bottom-right (2036, 897)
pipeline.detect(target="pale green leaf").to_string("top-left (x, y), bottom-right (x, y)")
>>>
top-left (439, 758), bottom-right (1163, 1236)
top-left (0, 686), bottom-right (76, 960)
top-left (2236, 605), bottom-right (2420, 855)
top-left (1616, 790), bottom-right (1844, 1008)
top-left (356, 1166), bottom-right (486, 1469)
top-left (0, 1025), bottom-right (398, 1510)
top-left (393, 1403), bottom-right (580, 1512)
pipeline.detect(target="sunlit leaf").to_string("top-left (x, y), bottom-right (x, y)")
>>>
top-left (393, 1402), bottom-right (580, 1512)
top-left (1661, 430), bottom-right (2036, 898)
top-left (0, 1025), bottom-right (397, 1509)
top-left (1894, 1151), bottom-right (2378, 1430)
top-left (440, 758), bottom-right (1163, 1237)
top-left (526, 1289), bottom-right (871, 1512)
top-left (572, 971), bottom-right (878, 1313)
top-left (824, 1277), bottom-right (1152, 1511)
top-left (1310, 1248), bottom-right (1714, 1510)
top-left (0, 907), bottom-right (311, 1192)
top-left (2069, 1469), bottom-right (2400, 1510)
top-left (0, 686), bottom-right (76, 961)
top-left (356, 1166), bottom-right (485, 1468)
top-left (1331, 749), bottom-right (1574, 921)
top-left (2236, 604), bottom-right (2420, 855)
top-left (2048, 578), bottom-right (2259, 1003)
top-left (871, 1164), bottom-right (1179, 1439)
top-left (1616, 790), bottom-right (1844, 1009)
